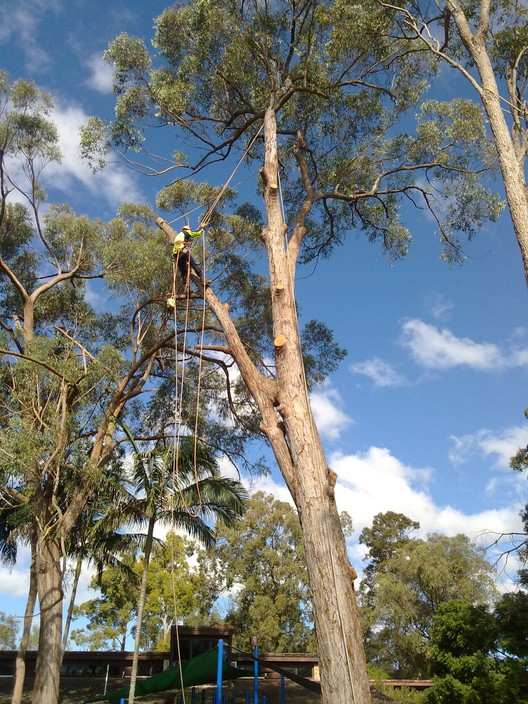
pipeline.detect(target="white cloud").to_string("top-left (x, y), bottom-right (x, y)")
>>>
top-left (423, 291), bottom-right (454, 322)
top-left (236, 445), bottom-right (523, 582)
top-left (85, 53), bottom-right (114, 94)
top-left (449, 425), bottom-right (528, 494)
top-left (0, 564), bottom-right (30, 599)
top-left (310, 388), bottom-right (353, 440)
top-left (400, 318), bottom-right (528, 371)
top-left (0, 0), bottom-right (61, 72)
top-left (350, 357), bottom-right (406, 387)
top-left (44, 102), bottom-right (142, 207)
top-left (246, 474), bottom-right (295, 504)
top-left (331, 446), bottom-right (522, 542)
top-left (217, 455), bottom-right (244, 481)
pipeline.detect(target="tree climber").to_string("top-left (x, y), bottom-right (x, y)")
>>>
top-left (172, 223), bottom-right (210, 285)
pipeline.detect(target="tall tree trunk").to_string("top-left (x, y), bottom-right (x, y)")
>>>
top-left (62, 553), bottom-right (83, 655)
top-left (32, 536), bottom-right (63, 704)
top-left (128, 516), bottom-right (155, 704)
top-left (11, 544), bottom-right (37, 704)
top-left (184, 104), bottom-right (372, 704)
top-left (261, 105), bottom-right (371, 704)
top-left (446, 0), bottom-right (528, 287)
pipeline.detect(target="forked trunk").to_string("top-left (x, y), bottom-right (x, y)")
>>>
top-left (446, 0), bottom-right (528, 288)
top-left (156, 103), bottom-right (373, 704)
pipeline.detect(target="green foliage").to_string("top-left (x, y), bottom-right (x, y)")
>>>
top-left (509, 408), bottom-right (528, 568)
top-left (423, 598), bottom-right (528, 704)
top-left (494, 590), bottom-right (528, 658)
top-left (73, 557), bottom-right (139, 651)
top-left (213, 491), bottom-right (314, 653)
top-left (301, 320), bottom-right (347, 390)
top-left (0, 610), bottom-right (19, 649)
top-left (359, 511), bottom-right (420, 607)
top-left (359, 513), bottom-right (497, 678)
top-left (489, 1), bottom-right (528, 80)
top-left (83, 0), bottom-right (503, 268)
top-left (383, 686), bottom-right (425, 704)
top-left (0, 73), bottom-right (60, 167)
top-left (73, 532), bottom-right (224, 652)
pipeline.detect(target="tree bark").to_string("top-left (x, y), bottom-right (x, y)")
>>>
top-left (11, 545), bottom-right (37, 704)
top-left (159, 103), bottom-right (372, 703)
top-left (32, 536), bottom-right (63, 704)
top-left (260, 105), bottom-right (371, 704)
top-left (62, 553), bottom-right (83, 655)
top-left (445, 0), bottom-right (528, 287)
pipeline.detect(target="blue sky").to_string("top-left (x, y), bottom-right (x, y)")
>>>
top-left (1, 0), bottom-right (527, 635)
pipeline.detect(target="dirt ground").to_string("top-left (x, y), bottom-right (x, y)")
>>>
top-left (0, 677), bottom-right (395, 703)
top-left (0, 677), bottom-right (320, 704)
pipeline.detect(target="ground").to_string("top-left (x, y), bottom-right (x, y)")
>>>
top-left (0, 677), bottom-right (396, 703)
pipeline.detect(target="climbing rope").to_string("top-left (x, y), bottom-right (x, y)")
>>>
top-left (200, 123), bottom-right (264, 227)
top-left (167, 122), bottom-right (264, 515)
top-left (165, 127), bottom-right (268, 698)
top-left (171, 254), bottom-right (203, 519)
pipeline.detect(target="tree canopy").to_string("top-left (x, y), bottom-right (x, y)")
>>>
top-left (213, 491), bottom-right (314, 653)
top-left (359, 513), bottom-right (497, 678)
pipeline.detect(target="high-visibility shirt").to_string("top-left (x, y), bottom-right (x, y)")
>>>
top-left (172, 228), bottom-right (203, 255)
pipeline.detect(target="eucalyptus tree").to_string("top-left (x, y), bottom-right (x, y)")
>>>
top-left (0, 611), bottom-right (18, 649)
top-left (61, 461), bottom-right (149, 654)
top-left (213, 491), bottom-right (314, 653)
top-left (379, 0), bottom-right (528, 287)
top-left (83, 1), bottom-right (503, 700)
top-left (365, 533), bottom-right (497, 677)
top-left (99, 437), bottom-right (247, 704)
top-left (424, 597), bottom-right (528, 704)
top-left (71, 556), bottom-right (140, 653)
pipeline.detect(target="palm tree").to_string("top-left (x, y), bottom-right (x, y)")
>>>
top-left (61, 464), bottom-right (150, 654)
top-left (0, 491), bottom-right (38, 704)
top-left (100, 437), bottom-right (248, 704)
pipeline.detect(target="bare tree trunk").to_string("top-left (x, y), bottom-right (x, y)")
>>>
top-left (11, 545), bottom-right (37, 704)
top-left (259, 105), bottom-right (371, 704)
top-left (62, 553), bottom-right (83, 655)
top-left (128, 516), bottom-right (155, 704)
top-left (445, 0), bottom-right (528, 287)
top-left (32, 536), bottom-right (63, 704)
top-left (158, 103), bottom-right (373, 704)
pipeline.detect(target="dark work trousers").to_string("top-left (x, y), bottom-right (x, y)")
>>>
top-left (175, 248), bottom-right (203, 281)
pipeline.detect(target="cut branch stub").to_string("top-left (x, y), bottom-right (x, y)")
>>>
top-left (274, 334), bottom-right (287, 348)
top-left (155, 217), bottom-right (177, 244)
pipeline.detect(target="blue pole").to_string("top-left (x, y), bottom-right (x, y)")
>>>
top-left (215, 639), bottom-right (224, 704)
top-left (245, 692), bottom-right (250, 704)
top-left (281, 674), bottom-right (286, 704)
top-left (253, 646), bottom-right (258, 704)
